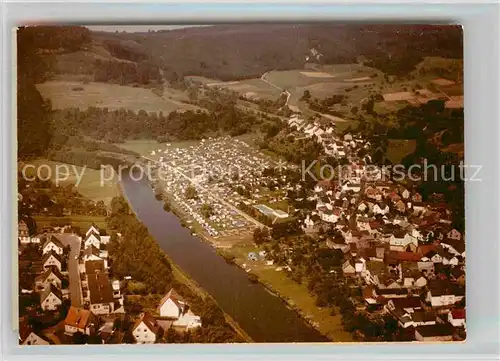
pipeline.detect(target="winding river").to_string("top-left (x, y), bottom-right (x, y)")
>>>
top-left (120, 171), bottom-right (328, 343)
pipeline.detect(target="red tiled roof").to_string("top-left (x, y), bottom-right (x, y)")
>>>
top-left (451, 308), bottom-right (466, 320)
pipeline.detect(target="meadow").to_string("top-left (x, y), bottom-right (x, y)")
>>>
top-left (21, 159), bottom-right (120, 205)
top-left (36, 81), bottom-right (200, 113)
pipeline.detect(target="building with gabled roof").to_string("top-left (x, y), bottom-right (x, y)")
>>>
top-left (87, 272), bottom-right (114, 315)
top-left (35, 266), bottom-right (64, 290)
top-left (132, 312), bottom-right (161, 344)
top-left (19, 318), bottom-right (50, 345)
top-left (42, 235), bottom-right (64, 255)
top-left (64, 306), bottom-right (98, 335)
top-left (158, 288), bottom-right (187, 318)
top-left (40, 284), bottom-right (62, 311)
top-left (42, 251), bottom-right (62, 271)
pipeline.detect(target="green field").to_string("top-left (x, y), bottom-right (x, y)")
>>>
top-left (21, 159), bottom-right (120, 205)
top-left (116, 139), bottom-right (199, 158)
top-left (33, 215), bottom-right (107, 231)
top-left (36, 81), bottom-right (200, 113)
top-left (386, 139), bottom-right (417, 164)
top-left (188, 76), bottom-right (282, 101)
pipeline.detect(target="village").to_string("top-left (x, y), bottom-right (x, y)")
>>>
top-left (131, 105), bottom-right (467, 342)
top-left (18, 223), bottom-right (203, 345)
top-left (234, 112), bottom-right (466, 342)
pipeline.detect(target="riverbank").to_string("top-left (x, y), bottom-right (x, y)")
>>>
top-left (150, 175), bottom-right (351, 342)
top-left (118, 180), bottom-right (253, 342)
top-left (229, 244), bottom-right (353, 342)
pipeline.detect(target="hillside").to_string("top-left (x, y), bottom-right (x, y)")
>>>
top-left (106, 24), bottom-right (463, 82)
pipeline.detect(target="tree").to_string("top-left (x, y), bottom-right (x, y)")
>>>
top-left (253, 227), bottom-right (263, 244)
top-left (185, 185), bottom-right (198, 200)
top-left (200, 203), bottom-right (214, 219)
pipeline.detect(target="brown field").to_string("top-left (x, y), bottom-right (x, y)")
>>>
top-left (431, 78), bottom-right (456, 86)
top-left (36, 81), bottom-right (200, 113)
top-left (343, 76), bottom-right (372, 82)
top-left (445, 96), bottom-right (464, 109)
top-left (439, 83), bottom-right (464, 97)
top-left (382, 91), bottom-right (415, 102)
top-left (299, 71), bottom-right (335, 78)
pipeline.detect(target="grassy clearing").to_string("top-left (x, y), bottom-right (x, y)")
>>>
top-left (21, 159), bottom-right (119, 205)
top-left (116, 139), bottom-right (199, 157)
top-left (33, 215), bottom-right (107, 231)
top-left (386, 139), bottom-right (417, 164)
top-left (36, 81), bottom-right (199, 113)
top-left (189, 76), bottom-right (282, 101)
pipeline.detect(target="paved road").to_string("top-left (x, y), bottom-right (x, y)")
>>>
top-left (54, 233), bottom-right (82, 307)
top-left (144, 156), bottom-right (268, 229)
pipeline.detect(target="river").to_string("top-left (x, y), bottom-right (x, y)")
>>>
top-left (120, 171), bottom-right (328, 343)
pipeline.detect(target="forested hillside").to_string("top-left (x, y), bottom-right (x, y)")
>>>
top-left (108, 24), bottom-right (462, 81)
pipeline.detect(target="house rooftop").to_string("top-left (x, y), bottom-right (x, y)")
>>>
top-left (415, 323), bottom-right (455, 338)
top-left (42, 235), bottom-right (64, 250)
top-left (87, 272), bottom-right (114, 305)
top-left (40, 283), bottom-right (62, 302)
top-left (85, 260), bottom-right (106, 275)
top-left (133, 312), bottom-right (160, 334)
top-left (65, 306), bottom-right (96, 329)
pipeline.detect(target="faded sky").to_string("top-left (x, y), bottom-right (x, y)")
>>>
top-left (85, 25), bottom-right (206, 33)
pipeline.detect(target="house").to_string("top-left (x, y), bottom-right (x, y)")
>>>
top-left (320, 209), bottom-right (341, 223)
top-left (158, 288), bottom-right (187, 318)
top-left (412, 202), bottom-right (426, 215)
top-left (422, 250), bottom-right (443, 263)
top-left (83, 245), bottom-right (108, 268)
top-left (326, 237), bottom-right (350, 253)
top-left (132, 312), bottom-right (161, 344)
top-left (374, 287), bottom-right (409, 299)
top-left (356, 217), bottom-right (372, 231)
top-left (447, 229), bottom-right (462, 241)
top-left (342, 260), bottom-right (356, 276)
top-left (426, 280), bottom-right (465, 307)
top-left (84, 231), bottom-right (101, 249)
top-left (394, 200), bottom-right (406, 213)
top-left (441, 238), bottom-right (466, 257)
top-left (64, 306), bottom-right (98, 335)
top-left (389, 233), bottom-right (418, 252)
top-left (172, 309), bottom-right (203, 330)
top-left (40, 284), bottom-right (62, 311)
top-left (372, 202), bottom-right (389, 215)
top-left (85, 260), bottom-right (106, 275)
top-left (447, 308), bottom-right (466, 328)
top-left (19, 319), bottom-right (50, 345)
top-left (386, 297), bottom-right (422, 314)
top-left (415, 324), bottom-right (455, 342)
top-left (365, 186), bottom-right (383, 201)
top-left (395, 310), bottom-right (436, 329)
top-left (86, 225), bottom-right (100, 237)
top-left (412, 192), bottom-right (423, 203)
top-left (18, 220), bottom-right (30, 244)
top-left (42, 235), bottom-right (64, 255)
top-left (35, 266), bottom-right (64, 290)
top-left (417, 261), bottom-right (435, 275)
top-left (42, 251), bottom-right (62, 271)
top-left (87, 272), bottom-right (115, 315)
